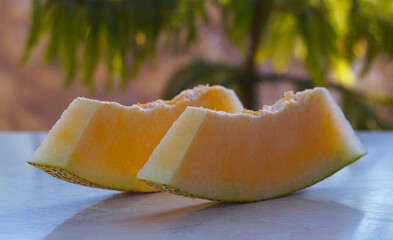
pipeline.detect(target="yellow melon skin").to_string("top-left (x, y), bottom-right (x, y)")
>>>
top-left (137, 88), bottom-right (367, 201)
top-left (28, 85), bottom-right (244, 192)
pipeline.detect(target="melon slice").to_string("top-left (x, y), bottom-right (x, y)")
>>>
top-left (137, 87), bottom-right (366, 201)
top-left (28, 85), bottom-right (244, 192)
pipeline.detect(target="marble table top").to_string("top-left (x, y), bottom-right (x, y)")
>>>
top-left (1, 131), bottom-right (392, 240)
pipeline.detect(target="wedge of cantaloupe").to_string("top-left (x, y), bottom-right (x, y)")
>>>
top-left (137, 87), bottom-right (366, 202)
top-left (28, 85), bottom-right (244, 192)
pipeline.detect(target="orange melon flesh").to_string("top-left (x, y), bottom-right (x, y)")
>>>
top-left (137, 87), bottom-right (366, 201)
top-left (28, 85), bottom-right (244, 192)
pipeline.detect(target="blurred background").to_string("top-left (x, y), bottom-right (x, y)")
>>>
top-left (1, 0), bottom-right (393, 130)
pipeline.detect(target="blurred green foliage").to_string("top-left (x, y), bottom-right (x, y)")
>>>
top-left (22, 0), bottom-right (206, 90)
top-left (23, 0), bottom-right (393, 129)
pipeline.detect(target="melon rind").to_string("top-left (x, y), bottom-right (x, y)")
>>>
top-left (28, 162), bottom-right (160, 192)
top-left (28, 162), bottom-right (104, 189)
top-left (141, 153), bottom-right (366, 202)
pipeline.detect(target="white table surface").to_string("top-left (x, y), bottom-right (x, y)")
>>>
top-left (1, 131), bottom-right (392, 240)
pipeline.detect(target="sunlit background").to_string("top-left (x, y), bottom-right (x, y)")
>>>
top-left (1, 0), bottom-right (393, 130)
